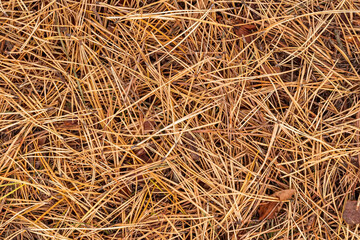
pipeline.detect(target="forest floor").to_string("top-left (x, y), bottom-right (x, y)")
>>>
top-left (1, 0), bottom-right (360, 239)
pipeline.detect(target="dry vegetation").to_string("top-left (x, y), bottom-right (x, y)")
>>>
top-left (1, 0), bottom-right (360, 239)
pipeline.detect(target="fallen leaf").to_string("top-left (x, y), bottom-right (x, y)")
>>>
top-left (58, 120), bottom-right (79, 130)
top-left (143, 120), bottom-right (155, 133)
top-left (258, 201), bottom-right (279, 221)
top-left (183, 133), bottom-right (199, 161)
top-left (343, 201), bottom-right (360, 225)
top-left (37, 136), bottom-right (47, 146)
top-left (233, 23), bottom-right (256, 43)
top-left (353, 19), bottom-right (360, 26)
top-left (0, 40), bottom-right (14, 54)
top-left (134, 142), bottom-right (157, 163)
top-left (134, 148), bottom-right (150, 162)
top-left (258, 189), bottom-right (295, 221)
top-left (120, 186), bottom-right (131, 196)
top-left (345, 35), bottom-right (360, 48)
top-left (339, 13), bottom-right (352, 25)
top-left (261, 65), bottom-right (281, 80)
top-left (262, 65), bottom-right (280, 74)
top-left (272, 189), bottom-right (296, 201)
top-left (307, 215), bottom-right (316, 230)
top-left (0, 40), bottom-right (5, 54)
top-left (5, 40), bottom-right (14, 53)
top-left (216, 14), bottom-right (223, 22)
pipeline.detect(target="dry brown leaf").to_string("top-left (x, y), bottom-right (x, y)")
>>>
top-left (216, 14), bottom-right (223, 22)
top-left (37, 136), bottom-right (47, 146)
top-left (262, 65), bottom-right (280, 74)
top-left (183, 133), bottom-right (199, 161)
top-left (353, 19), bottom-right (360, 26)
top-left (339, 13), bottom-right (352, 25)
top-left (272, 189), bottom-right (296, 201)
top-left (0, 40), bottom-right (14, 54)
top-left (58, 120), bottom-right (79, 130)
top-left (135, 148), bottom-right (150, 162)
top-left (258, 189), bottom-right (295, 221)
top-left (261, 65), bottom-right (281, 80)
top-left (307, 215), bottom-right (316, 230)
top-left (343, 201), bottom-right (360, 225)
top-left (0, 40), bottom-right (5, 54)
top-left (345, 36), bottom-right (360, 48)
top-left (143, 120), bottom-right (155, 133)
top-left (234, 24), bottom-right (256, 43)
top-left (258, 201), bottom-right (279, 221)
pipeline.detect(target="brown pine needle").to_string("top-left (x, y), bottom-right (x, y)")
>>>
top-left (0, 0), bottom-right (360, 239)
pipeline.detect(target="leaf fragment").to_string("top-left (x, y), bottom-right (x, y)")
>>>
top-left (261, 65), bottom-right (281, 80)
top-left (258, 189), bottom-right (295, 221)
top-left (143, 120), bottom-right (155, 133)
top-left (183, 133), bottom-right (199, 161)
top-left (343, 201), bottom-right (360, 225)
top-left (258, 201), bottom-right (279, 221)
top-left (233, 23), bottom-right (256, 43)
top-left (272, 189), bottom-right (296, 201)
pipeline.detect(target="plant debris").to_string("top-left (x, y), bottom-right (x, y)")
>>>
top-left (0, 0), bottom-right (360, 239)
top-left (258, 189), bottom-right (296, 221)
top-left (343, 201), bottom-right (360, 225)
top-left (233, 22), bottom-right (257, 43)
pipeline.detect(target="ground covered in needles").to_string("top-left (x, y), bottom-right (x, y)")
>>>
top-left (1, 0), bottom-right (360, 239)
